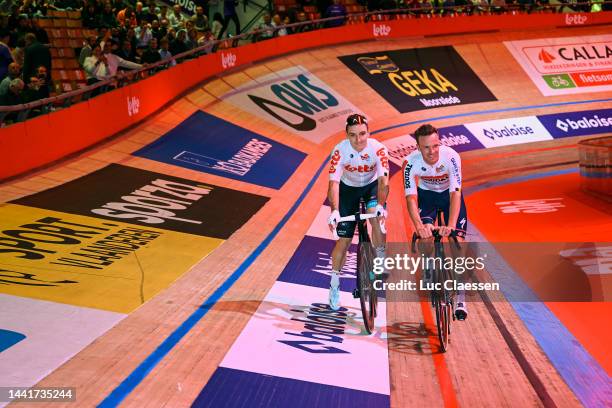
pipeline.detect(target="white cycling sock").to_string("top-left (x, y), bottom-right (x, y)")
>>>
top-left (375, 245), bottom-right (386, 259)
top-left (330, 270), bottom-right (340, 287)
top-left (457, 290), bottom-right (466, 306)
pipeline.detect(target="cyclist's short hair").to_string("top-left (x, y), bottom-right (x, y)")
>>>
top-left (345, 113), bottom-right (368, 132)
top-left (412, 124), bottom-right (438, 144)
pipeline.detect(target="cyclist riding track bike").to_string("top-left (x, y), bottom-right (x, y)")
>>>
top-left (403, 124), bottom-right (469, 320)
top-left (327, 113), bottom-right (390, 312)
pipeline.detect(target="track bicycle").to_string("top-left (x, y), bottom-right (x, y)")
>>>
top-left (332, 201), bottom-right (386, 334)
top-left (411, 210), bottom-right (461, 352)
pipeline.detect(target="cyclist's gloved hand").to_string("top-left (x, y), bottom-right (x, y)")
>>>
top-left (375, 204), bottom-right (387, 220)
top-left (328, 209), bottom-right (340, 232)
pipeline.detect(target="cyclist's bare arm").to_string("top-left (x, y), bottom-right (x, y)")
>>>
top-left (376, 174), bottom-right (389, 207)
top-left (327, 180), bottom-right (340, 231)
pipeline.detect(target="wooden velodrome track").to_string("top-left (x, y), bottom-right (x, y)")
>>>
top-left (1, 24), bottom-right (611, 407)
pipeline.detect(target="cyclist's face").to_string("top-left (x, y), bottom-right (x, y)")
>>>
top-left (417, 133), bottom-right (440, 165)
top-left (347, 124), bottom-right (369, 152)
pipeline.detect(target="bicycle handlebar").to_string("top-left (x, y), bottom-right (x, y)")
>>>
top-left (411, 229), bottom-right (461, 253)
top-left (331, 213), bottom-right (386, 240)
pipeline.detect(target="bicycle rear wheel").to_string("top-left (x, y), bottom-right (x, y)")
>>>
top-left (357, 242), bottom-right (377, 334)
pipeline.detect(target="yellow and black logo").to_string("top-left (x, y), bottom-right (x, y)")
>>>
top-left (339, 46), bottom-right (496, 113)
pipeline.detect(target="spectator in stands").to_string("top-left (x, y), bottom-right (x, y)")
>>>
top-left (325, 0), bottom-right (347, 27)
top-left (151, 19), bottom-right (163, 40)
top-left (157, 4), bottom-right (169, 21)
top-left (156, 19), bottom-right (169, 40)
top-left (30, 19), bottom-right (49, 44)
top-left (217, 0), bottom-right (240, 39)
top-left (0, 62), bottom-right (20, 96)
top-left (23, 32), bottom-right (50, 84)
top-left (211, 12), bottom-right (223, 39)
top-left (98, 2), bottom-right (118, 28)
top-left (159, 36), bottom-right (175, 67)
top-left (196, 29), bottom-right (215, 53)
top-left (168, 4), bottom-right (185, 30)
top-left (185, 27), bottom-right (198, 50)
top-left (135, 19), bottom-right (153, 47)
top-left (134, 2), bottom-right (145, 23)
top-left (116, 39), bottom-right (134, 61)
top-left (0, 77), bottom-right (25, 106)
top-left (192, 6), bottom-right (209, 32)
top-left (83, 42), bottom-right (109, 83)
top-left (82, 3), bottom-right (98, 28)
top-left (490, 0), bottom-right (506, 12)
top-left (471, 0), bottom-right (489, 14)
top-left (441, 0), bottom-right (455, 14)
top-left (117, 5), bottom-right (136, 28)
top-left (84, 41), bottom-right (142, 83)
top-left (517, 0), bottom-right (534, 12)
top-left (12, 37), bottom-right (25, 67)
top-left (272, 14), bottom-right (288, 36)
top-left (142, 5), bottom-right (157, 23)
top-left (35, 65), bottom-right (50, 99)
top-left (255, 13), bottom-right (274, 42)
top-left (170, 28), bottom-right (188, 56)
top-left (142, 37), bottom-right (161, 63)
top-left (417, 0), bottom-right (433, 14)
top-left (23, 75), bottom-right (46, 102)
top-left (293, 11), bottom-right (313, 33)
top-left (79, 35), bottom-right (97, 66)
top-left (0, 30), bottom-right (13, 81)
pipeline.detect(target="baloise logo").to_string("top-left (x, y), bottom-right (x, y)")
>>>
top-left (247, 73), bottom-right (340, 132)
top-left (555, 114), bottom-right (612, 133)
top-left (483, 123), bottom-right (534, 140)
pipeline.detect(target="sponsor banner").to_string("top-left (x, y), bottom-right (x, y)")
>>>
top-left (133, 111), bottom-right (306, 190)
top-left (219, 280), bottom-right (389, 395)
top-left (223, 66), bottom-right (361, 144)
top-left (277, 235), bottom-right (358, 293)
top-left (438, 125), bottom-right (485, 153)
top-left (12, 164), bottom-right (268, 240)
top-left (536, 108), bottom-right (612, 138)
top-left (464, 115), bottom-right (553, 148)
top-left (382, 125), bottom-right (483, 166)
top-left (0, 294), bottom-right (124, 394)
top-left (504, 35), bottom-right (612, 96)
top-left (193, 367), bottom-right (389, 408)
top-left (338, 46), bottom-right (497, 113)
top-left (0, 204), bottom-right (222, 313)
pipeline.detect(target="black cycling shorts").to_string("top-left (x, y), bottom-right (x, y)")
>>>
top-left (417, 187), bottom-right (468, 238)
top-left (337, 180), bottom-right (378, 239)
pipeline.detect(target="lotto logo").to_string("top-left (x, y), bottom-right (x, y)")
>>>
top-left (565, 13), bottom-right (588, 25)
top-left (221, 52), bottom-right (237, 69)
top-left (373, 24), bottom-right (391, 37)
top-left (496, 198), bottom-right (565, 214)
top-left (127, 96), bottom-right (140, 117)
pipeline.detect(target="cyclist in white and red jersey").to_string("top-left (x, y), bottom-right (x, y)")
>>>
top-left (327, 114), bottom-right (390, 311)
top-left (403, 124), bottom-right (469, 320)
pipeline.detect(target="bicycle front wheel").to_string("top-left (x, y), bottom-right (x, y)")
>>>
top-left (357, 242), bottom-right (377, 334)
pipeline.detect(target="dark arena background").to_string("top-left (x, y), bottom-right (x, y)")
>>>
top-left (0, 3), bottom-right (611, 408)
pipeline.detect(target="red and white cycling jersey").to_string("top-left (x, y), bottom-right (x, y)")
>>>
top-left (328, 138), bottom-right (390, 187)
top-left (403, 145), bottom-right (462, 195)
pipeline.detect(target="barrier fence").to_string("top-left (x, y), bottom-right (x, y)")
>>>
top-left (0, 9), bottom-right (611, 180)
